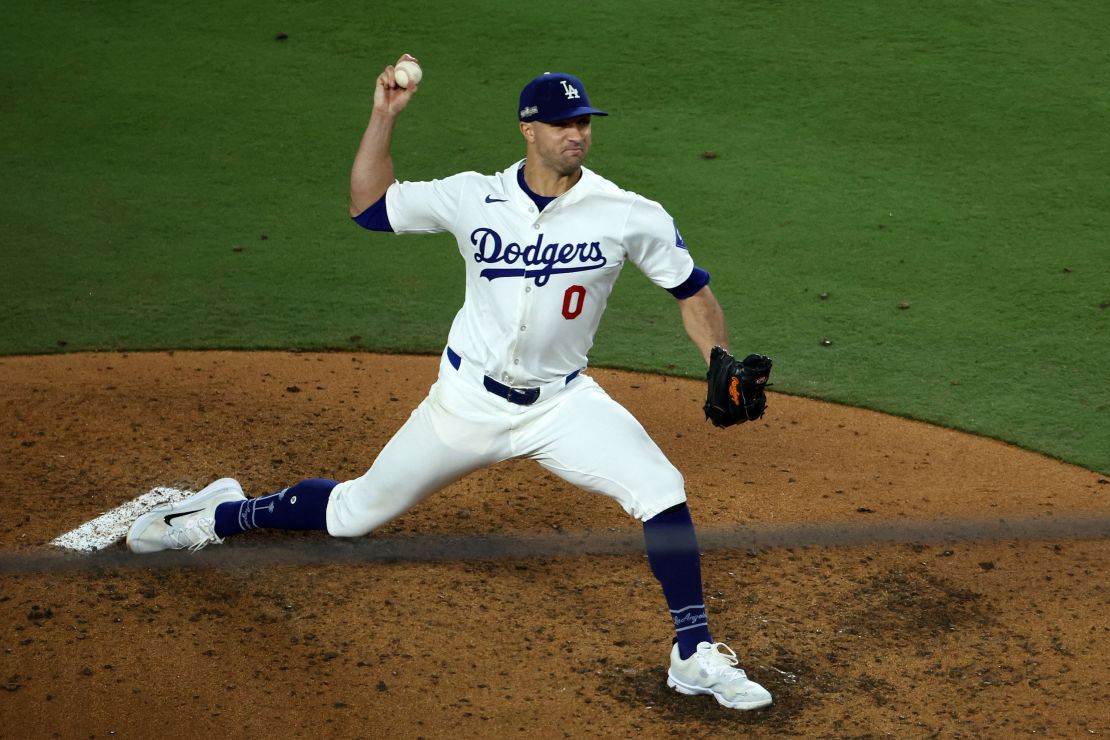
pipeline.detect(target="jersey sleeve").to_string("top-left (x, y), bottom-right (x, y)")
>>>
top-left (351, 194), bottom-right (393, 232)
top-left (384, 172), bottom-right (477, 235)
top-left (623, 197), bottom-right (697, 290)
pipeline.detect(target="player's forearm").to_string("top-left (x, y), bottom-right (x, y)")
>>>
top-left (349, 112), bottom-right (398, 216)
top-left (678, 286), bottom-right (730, 364)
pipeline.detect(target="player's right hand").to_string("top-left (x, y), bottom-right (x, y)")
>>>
top-left (373, 54), bottom-right (420, 116)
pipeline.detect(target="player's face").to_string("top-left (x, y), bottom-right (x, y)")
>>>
top-left (523, 116), bottom-right (592, 176)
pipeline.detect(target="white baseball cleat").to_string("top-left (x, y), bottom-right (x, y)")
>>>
top-left (667, 641), bottom-right (773, 710)
top-left (127, 478), bottom-right (246, 554)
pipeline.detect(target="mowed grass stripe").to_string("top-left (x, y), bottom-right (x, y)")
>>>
top-left (2, 1), bottom-right (1107, 472)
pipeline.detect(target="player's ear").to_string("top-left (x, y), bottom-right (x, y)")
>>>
top-left (520, 122), bottom-right (534, 143)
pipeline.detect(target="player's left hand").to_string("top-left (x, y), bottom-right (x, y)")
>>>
top-left (703, 347), bottom-right (772, 428)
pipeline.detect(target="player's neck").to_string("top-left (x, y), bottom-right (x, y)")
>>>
top-left (521, 160), bottom-right (582, 197)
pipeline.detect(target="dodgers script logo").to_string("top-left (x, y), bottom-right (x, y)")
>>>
top-left (471, 228), bottom-right (606, 286)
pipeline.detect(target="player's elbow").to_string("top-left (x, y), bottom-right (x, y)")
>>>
top-left (678, 284), bottom-right (711, 301)
top-left (349, 180), bottom-right (388, 218)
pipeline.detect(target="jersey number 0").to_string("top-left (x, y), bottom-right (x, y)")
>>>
top-left (562, 285), bottom-right (586, 320)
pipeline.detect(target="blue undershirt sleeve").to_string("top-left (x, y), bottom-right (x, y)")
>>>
top-left (667, 266), bottom-right (711, 299)
top-left (351, 193), bottom-right (394, 232)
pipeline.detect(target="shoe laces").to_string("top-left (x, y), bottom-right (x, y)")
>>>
top-left (165, 517), bottom-right (223, 552)
top-left (698, 643), bottom-right (749, 680)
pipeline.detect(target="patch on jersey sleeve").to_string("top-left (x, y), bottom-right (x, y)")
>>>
top-left (674, 222), bottom-right (687, 250)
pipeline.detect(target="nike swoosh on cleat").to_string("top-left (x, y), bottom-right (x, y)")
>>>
top-left (484, 195), bottom-right (508, 203)
top-left (164, 509), bottom-right (203, 526)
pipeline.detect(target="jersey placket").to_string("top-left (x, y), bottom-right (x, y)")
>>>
top-left (503, 203), bottom-right (546, 386)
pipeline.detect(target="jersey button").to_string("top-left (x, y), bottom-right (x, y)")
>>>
top-left (520, 325), bottom-right (527, 332)
top-left (513, 358), bottom-right (520, 365)
top-left (532, 223), bottom-right (540, 230)
top-left (525, 286), bottom-right (532, 293)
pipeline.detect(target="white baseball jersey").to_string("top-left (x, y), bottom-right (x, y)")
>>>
top-left (327, 160), bottom-right (695, 535)
top-left (384, 160), bottom-right (695, 387)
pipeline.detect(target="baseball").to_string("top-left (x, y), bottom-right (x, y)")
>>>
top-left (394, 60), bottom-right (423, 89)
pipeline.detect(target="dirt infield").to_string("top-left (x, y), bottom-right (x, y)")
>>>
top-left (2, 352), bottom-right (1107, 738)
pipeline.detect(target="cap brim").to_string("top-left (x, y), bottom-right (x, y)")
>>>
top-left (534, 106), bottom-right (609, 123)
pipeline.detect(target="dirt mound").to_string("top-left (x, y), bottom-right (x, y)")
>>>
top-left (1, 352), bottom-right (1106, 737)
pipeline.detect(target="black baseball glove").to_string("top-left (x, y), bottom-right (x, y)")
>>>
top-left (703, 346), bottom-right (772, 428)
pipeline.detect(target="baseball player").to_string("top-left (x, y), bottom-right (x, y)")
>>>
top-left (127, 55), bottom-right (773, 711)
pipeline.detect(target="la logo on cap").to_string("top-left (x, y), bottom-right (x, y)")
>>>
top-left (559, 80), bottom-right (581, 100)
top-left (518, 72), bottom-right (607, 122)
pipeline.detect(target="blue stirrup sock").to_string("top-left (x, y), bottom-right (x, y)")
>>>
top-left (643, 502), bottom-right (712, 659)
top-left (213, 478), bottom-right (336, 538)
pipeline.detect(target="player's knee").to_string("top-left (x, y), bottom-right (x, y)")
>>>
top-left (324, 480), bottom-right (397, 538)
top-left (634, 465), bottom-right (686, 521)
top-left (654, 464), bottom-right (685, 499)
top-left (325, 506), bottom-right (374, 538)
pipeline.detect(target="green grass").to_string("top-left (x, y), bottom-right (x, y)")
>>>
top-left (2, 1), bottom-right (1108, 473)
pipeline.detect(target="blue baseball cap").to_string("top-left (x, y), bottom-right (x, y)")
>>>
top-left (518, 72), bottom-right (609, 123)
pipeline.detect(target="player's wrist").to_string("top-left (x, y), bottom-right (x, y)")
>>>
top-left (367, 106), bottom-right (401, 133)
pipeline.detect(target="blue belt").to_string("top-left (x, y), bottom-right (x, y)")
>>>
top-left (482, 376), bottom-right (541, 405)
top-left (447, 347), bottom-right (580, 406)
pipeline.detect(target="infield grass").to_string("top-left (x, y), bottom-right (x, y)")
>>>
top-left (2, 1), bottom-right (1108, 473)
